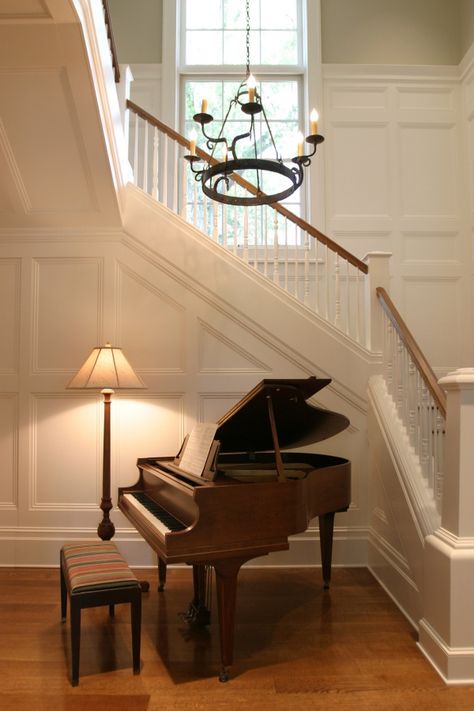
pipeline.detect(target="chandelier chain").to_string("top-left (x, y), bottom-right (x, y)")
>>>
top-left (245, 0), bottom-right (250, 77)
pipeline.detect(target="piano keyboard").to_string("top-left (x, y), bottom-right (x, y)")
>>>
top-left (122, 492), bottom-right (187, 535)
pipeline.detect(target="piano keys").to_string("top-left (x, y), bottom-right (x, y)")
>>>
top-left (118, 376), bottom-right (351, 681)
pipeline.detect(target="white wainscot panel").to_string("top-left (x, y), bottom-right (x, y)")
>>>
top-left (329, 124), bottom-right (390, 218)
top-left (0, 393), bottom-right (18, 505)
top-left (0, 69), bottom-right (97, 212)
top-left (401, 231), bottom-right (460, 263)
top-left (400, 125), bottom-right (459, 218)
top-left (198, 320), bottom-right (269, 373)
top-left (117, 265), bottom-right (185, 372)
top-left (115, 394), bottom-right (184, 487)
top-left (397, 87), bottom-right (455, 111)
top-left (32, 394), bottom-right (99, 508)
top-left (327, 85), bottom-right (388, 111)
top-left (403, 278), bottom-right (461, 366)
top-left (0, 258), bottom-right (20, 374)
top-left (199, 393), bottom-right (242, 423)
top-left (33, 258), bottom-right (102, 372)
top-left (129, 64), bottom-right (161, 118)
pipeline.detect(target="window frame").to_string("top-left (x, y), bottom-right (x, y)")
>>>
top-left (161, 0), bottom-right (324, 229)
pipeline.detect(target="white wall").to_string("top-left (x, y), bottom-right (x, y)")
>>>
top-left (322, 62), bottom-right (473, 374)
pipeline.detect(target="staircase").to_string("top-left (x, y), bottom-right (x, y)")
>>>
top-left (1, 0), bottom-right (474, 684)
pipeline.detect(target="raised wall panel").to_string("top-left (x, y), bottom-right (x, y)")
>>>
top-left (327, 85), bottom-right (388, 112)
top-left (0, 258), bottom-right (20, 374)
top-left (402, 277), bottom-right (461, 365)
top-left (117, 265), bottom-right (185, 372)
top-left (401, 231), bottom-right (460, 263)
top-left (31, 394), bottom-right (99, 508)
top-left (399, 124), bottom-right (458, 218)
top-left (198, 320), bottom-right (269, 373)
top-left (198, 393), bottom-right (242, 423)
top-left (0, 1), bottom-right (51, 20)
top-left (0, 393), bottom-right (18, 506)
top-left (397, 87), bottom-right (455, 111)
top-left (0, 69), bottom-right (98, 213)
top-left (115, 394), bottom-right (185, 487)
top-left (329, 123), bottom-right (390, 218)
top-left (32, 257), bottom-right (103, 373)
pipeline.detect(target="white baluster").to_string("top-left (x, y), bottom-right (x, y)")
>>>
top-left (345, 260), bottom-right (350, 335)
top-left (151, 127), bottom-right (159, 201)
top-left (142, 121), bottom-right (148, 193)
top-left (203, 192), bottom-right (208, 235)
top-left (161, 134), bottom-right (168, 207)
top-left (193, 180), bottom-right (198, 227)
top-left (304, 232), bottom-right (310, 306)
top-left (180, 156), bottom-right (187, 219)
top-left (254, 205), bottom-right (258, 267)
top-left (172, 142), bottom-right (178, 214)
top-left (243, 206), bottom-right (249, 262)
top-left (264, 207), bottom-right (268, 277)
top-left (284, 217), bottom-right (289, 292)
top-left (314, 239), bottom-right (320, 314)
top-left (133, 112), bottom-right (139, 185)
top-left (334, 253), bottom-right (341, 327)
top-left (212, 199), bottom-right (218, 242)
top-left (233, 201), bottom-right (238, 255)
top-left (273, 211), bottom-right (279, 284)
top-left (325, 244), bottom-right (330, 320)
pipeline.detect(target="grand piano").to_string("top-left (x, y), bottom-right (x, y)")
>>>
top-left (118, 377), bottom-right (350, 681)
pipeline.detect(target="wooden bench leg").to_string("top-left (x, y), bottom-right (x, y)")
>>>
top-left (70, 599), bottom-right (81, 687)
top-left (131, 589), bottom-right (141, 674)
top-left (60, 561), bottom-right (67, 622)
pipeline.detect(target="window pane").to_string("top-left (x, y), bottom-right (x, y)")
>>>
top-left (186, 30), bottom-right (223, 64)
top-left (186, 0), bottom-right (222, 29)
top-left (223, 30), bottom-right (260, 65)
top-left (261, 0), bottom-right (297, 29)
top-left (259, 81), bottom-right (298, 121)
top-left (223, 0), bottom-right (259, 29)
top-left (261, 31), bottom-right (298, 64)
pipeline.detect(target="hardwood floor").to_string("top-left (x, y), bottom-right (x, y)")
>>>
top-left (0, 565), bottom-right (473, 710)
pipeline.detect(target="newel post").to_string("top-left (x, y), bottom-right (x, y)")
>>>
top-left (419, 368), bottom-right (474, 682)
top-left (363, 251), bottom-right (392, 352)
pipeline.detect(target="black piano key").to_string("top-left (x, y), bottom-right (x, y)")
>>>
top-left (130, 492), bottom-right (187, 532)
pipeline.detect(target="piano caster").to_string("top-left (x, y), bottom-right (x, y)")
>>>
top-left (219, 667), bottom-right (229, 683)
top-left (158, 582), bottom-right (165, 592)
top-left (183, 601), bottom-right (211, 626)
top-left (139, 580), bottom-right (150, 593)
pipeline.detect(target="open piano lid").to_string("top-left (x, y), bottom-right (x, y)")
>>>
top-left (215, 377), bottom-right (349, 453)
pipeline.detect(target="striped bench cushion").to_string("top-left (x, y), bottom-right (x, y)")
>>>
top-left (62, 542), bottom-right (139, 593)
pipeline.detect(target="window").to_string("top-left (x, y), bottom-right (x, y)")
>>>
top-left (178, 0), bottom-right (309, 243)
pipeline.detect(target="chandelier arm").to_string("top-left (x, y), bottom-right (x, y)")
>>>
top-left (230, 129), bottom-right (252, 160)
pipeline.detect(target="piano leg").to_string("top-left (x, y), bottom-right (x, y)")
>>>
top-left (184, 564), bottom-right (211, 626)
top-left (158, 556), bottom-right (167, 592)
top-left (318, 511), bottom-right (335, 589)
top-left (213, 557), bottom-right (249, 683)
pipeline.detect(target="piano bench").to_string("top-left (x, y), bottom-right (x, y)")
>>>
top-left (60, 541), bottom-right (141, 686)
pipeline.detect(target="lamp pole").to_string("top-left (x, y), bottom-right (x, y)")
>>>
top-left (98, 389), bottom-right (115, 540)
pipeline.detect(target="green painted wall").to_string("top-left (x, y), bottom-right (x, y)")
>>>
top-left (108, 0), bottom-right (162, 64)
top-left (108, 0), bottom-right (472, 67)
top-left (320, 0), bottom-right (463, 65)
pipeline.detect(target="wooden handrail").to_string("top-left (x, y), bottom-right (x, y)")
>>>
top-left (126, 99), bottom-right (368, 274)
top-left (102, 0), bottom-right (120, 83)
top-left (376, 287), bottom-right (446, 416)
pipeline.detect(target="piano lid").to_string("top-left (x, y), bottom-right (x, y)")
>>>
top-left (215, 377), bottom-right (349, 453)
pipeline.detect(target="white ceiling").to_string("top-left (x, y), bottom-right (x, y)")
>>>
top-left (0, 0), bottom-right (121, 231)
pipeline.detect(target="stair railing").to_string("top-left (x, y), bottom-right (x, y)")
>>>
top-left (376, 287), bottom-right (446, 511)
top-left (126, 100), bottom-right (369, 347)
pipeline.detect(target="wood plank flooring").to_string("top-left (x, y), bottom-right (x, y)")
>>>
top-left (0, 566), bottom-right (473, 710)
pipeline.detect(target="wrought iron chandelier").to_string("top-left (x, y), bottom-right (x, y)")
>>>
top-left (184, 0), bottom-right (324, 206)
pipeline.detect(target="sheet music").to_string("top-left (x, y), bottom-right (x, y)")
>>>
top-left (179, 422), bottom-right (218, 477)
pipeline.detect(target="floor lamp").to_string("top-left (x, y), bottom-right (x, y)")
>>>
top-left (68, 343), bottom-right (145, 540)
